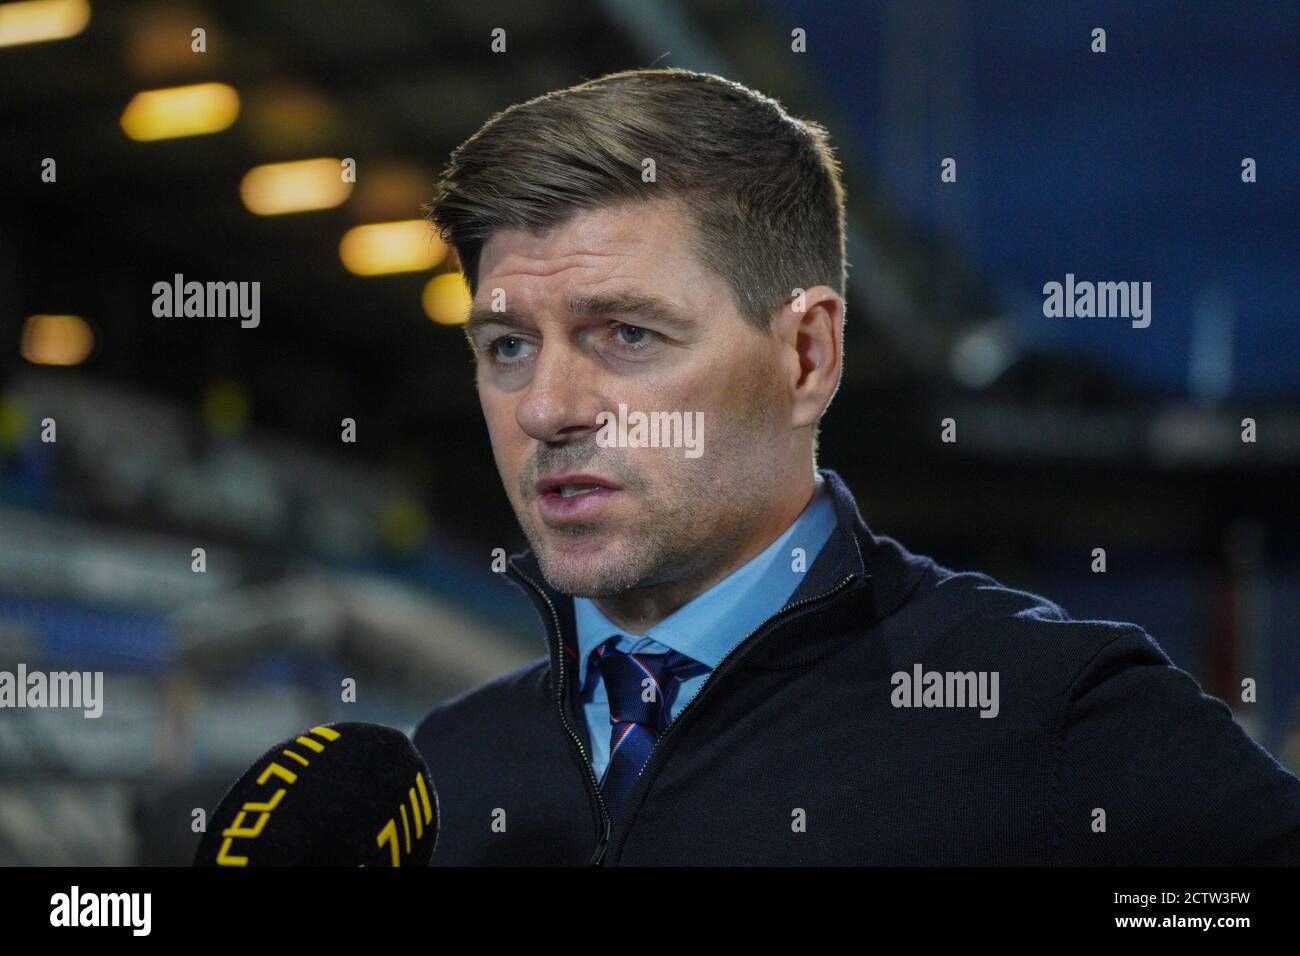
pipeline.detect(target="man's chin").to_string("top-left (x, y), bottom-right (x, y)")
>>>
top-left (531, 535), bottom-right (643, 598)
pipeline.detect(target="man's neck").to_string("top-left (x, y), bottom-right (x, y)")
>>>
top-left (592, 476), bottom-right (818, 635)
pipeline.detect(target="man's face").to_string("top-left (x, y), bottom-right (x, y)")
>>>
top-left (468, 198), bottom-right (794, 598)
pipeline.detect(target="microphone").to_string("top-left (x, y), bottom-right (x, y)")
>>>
top-left (194, 721), bottom-right (439, 866)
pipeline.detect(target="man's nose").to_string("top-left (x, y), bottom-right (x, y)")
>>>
top-left (515, 342), bottom-right (603, 443)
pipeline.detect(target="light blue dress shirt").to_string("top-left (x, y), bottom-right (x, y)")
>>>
top-left (574, 474), bottom-right (838, 782)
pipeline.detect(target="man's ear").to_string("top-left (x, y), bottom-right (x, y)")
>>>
top-left (773, 286), bottom-right (844, 429)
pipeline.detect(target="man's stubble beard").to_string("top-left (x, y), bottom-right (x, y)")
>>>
top-left (536, 481), bottom-right (759, 599)
top-left (506, 396), bottom-right (778, 600)
top-left (512, 437), bottom-right (722, 599)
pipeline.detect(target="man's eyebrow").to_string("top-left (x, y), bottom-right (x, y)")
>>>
top-left (565, 293), bottom-right (693, 331)
top-left (466, 292), bottom-right (693, 337)
top-left (466, 308), bottom-right (528, 337)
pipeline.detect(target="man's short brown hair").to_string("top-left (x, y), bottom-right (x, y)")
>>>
top-left (426, 68), bottom-right (847, 331)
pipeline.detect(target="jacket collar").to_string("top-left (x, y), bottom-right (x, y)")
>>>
top-left (504, 468), bottom-right (928, 676)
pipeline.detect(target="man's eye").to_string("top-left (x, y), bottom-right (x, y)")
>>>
top-left (488, 335), bottom-right (534, 364)
top-left (613, 324), bottom-right (652, 348)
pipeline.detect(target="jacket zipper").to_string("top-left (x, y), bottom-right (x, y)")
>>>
top-left (611, 572), bottom-right (859, 861)
top-left (508, 561), bottom-right (614, 865)
top-left (512, 559), bottom-right (858, 866)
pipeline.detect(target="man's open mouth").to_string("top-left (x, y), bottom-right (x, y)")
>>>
top-left (557, 483), bottom-right (601, 498)
top-left (534, 474), bottom-right (624, 518)
top-left (535, 474), bottom-right (622, 498)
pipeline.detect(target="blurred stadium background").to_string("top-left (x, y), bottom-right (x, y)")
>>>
top-left (0, 0), bottom-right (1296, 864)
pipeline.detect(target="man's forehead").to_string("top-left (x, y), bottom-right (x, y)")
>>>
top-left (477, 198), bottom-right (694, 285)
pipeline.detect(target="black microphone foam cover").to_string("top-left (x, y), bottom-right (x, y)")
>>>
top-left (194, 721), bottom-right (438, 866)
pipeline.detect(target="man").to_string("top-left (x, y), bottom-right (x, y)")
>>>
top-left (413, 68), bottom-right (1300, 865)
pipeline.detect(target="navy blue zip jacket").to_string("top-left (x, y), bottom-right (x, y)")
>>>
top-left (412, 469), bottom-right (1300, 865)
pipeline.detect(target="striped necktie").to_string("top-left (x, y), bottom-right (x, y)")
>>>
top-left (594, 640), bottom-right (708, 824)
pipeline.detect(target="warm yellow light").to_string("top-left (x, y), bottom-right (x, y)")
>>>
top-left (422, 273), bottom-right (472, 325)
top-left (240, 158), bottom-right (352, 215)
top-left (20, 314), bottom-right (93, 366)
top-left (0, 0), bottom-right (90, 48)
top-left (120, 82), bottom-right (240, 142)
top-left (339, 220), bottom-right (445, 276)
